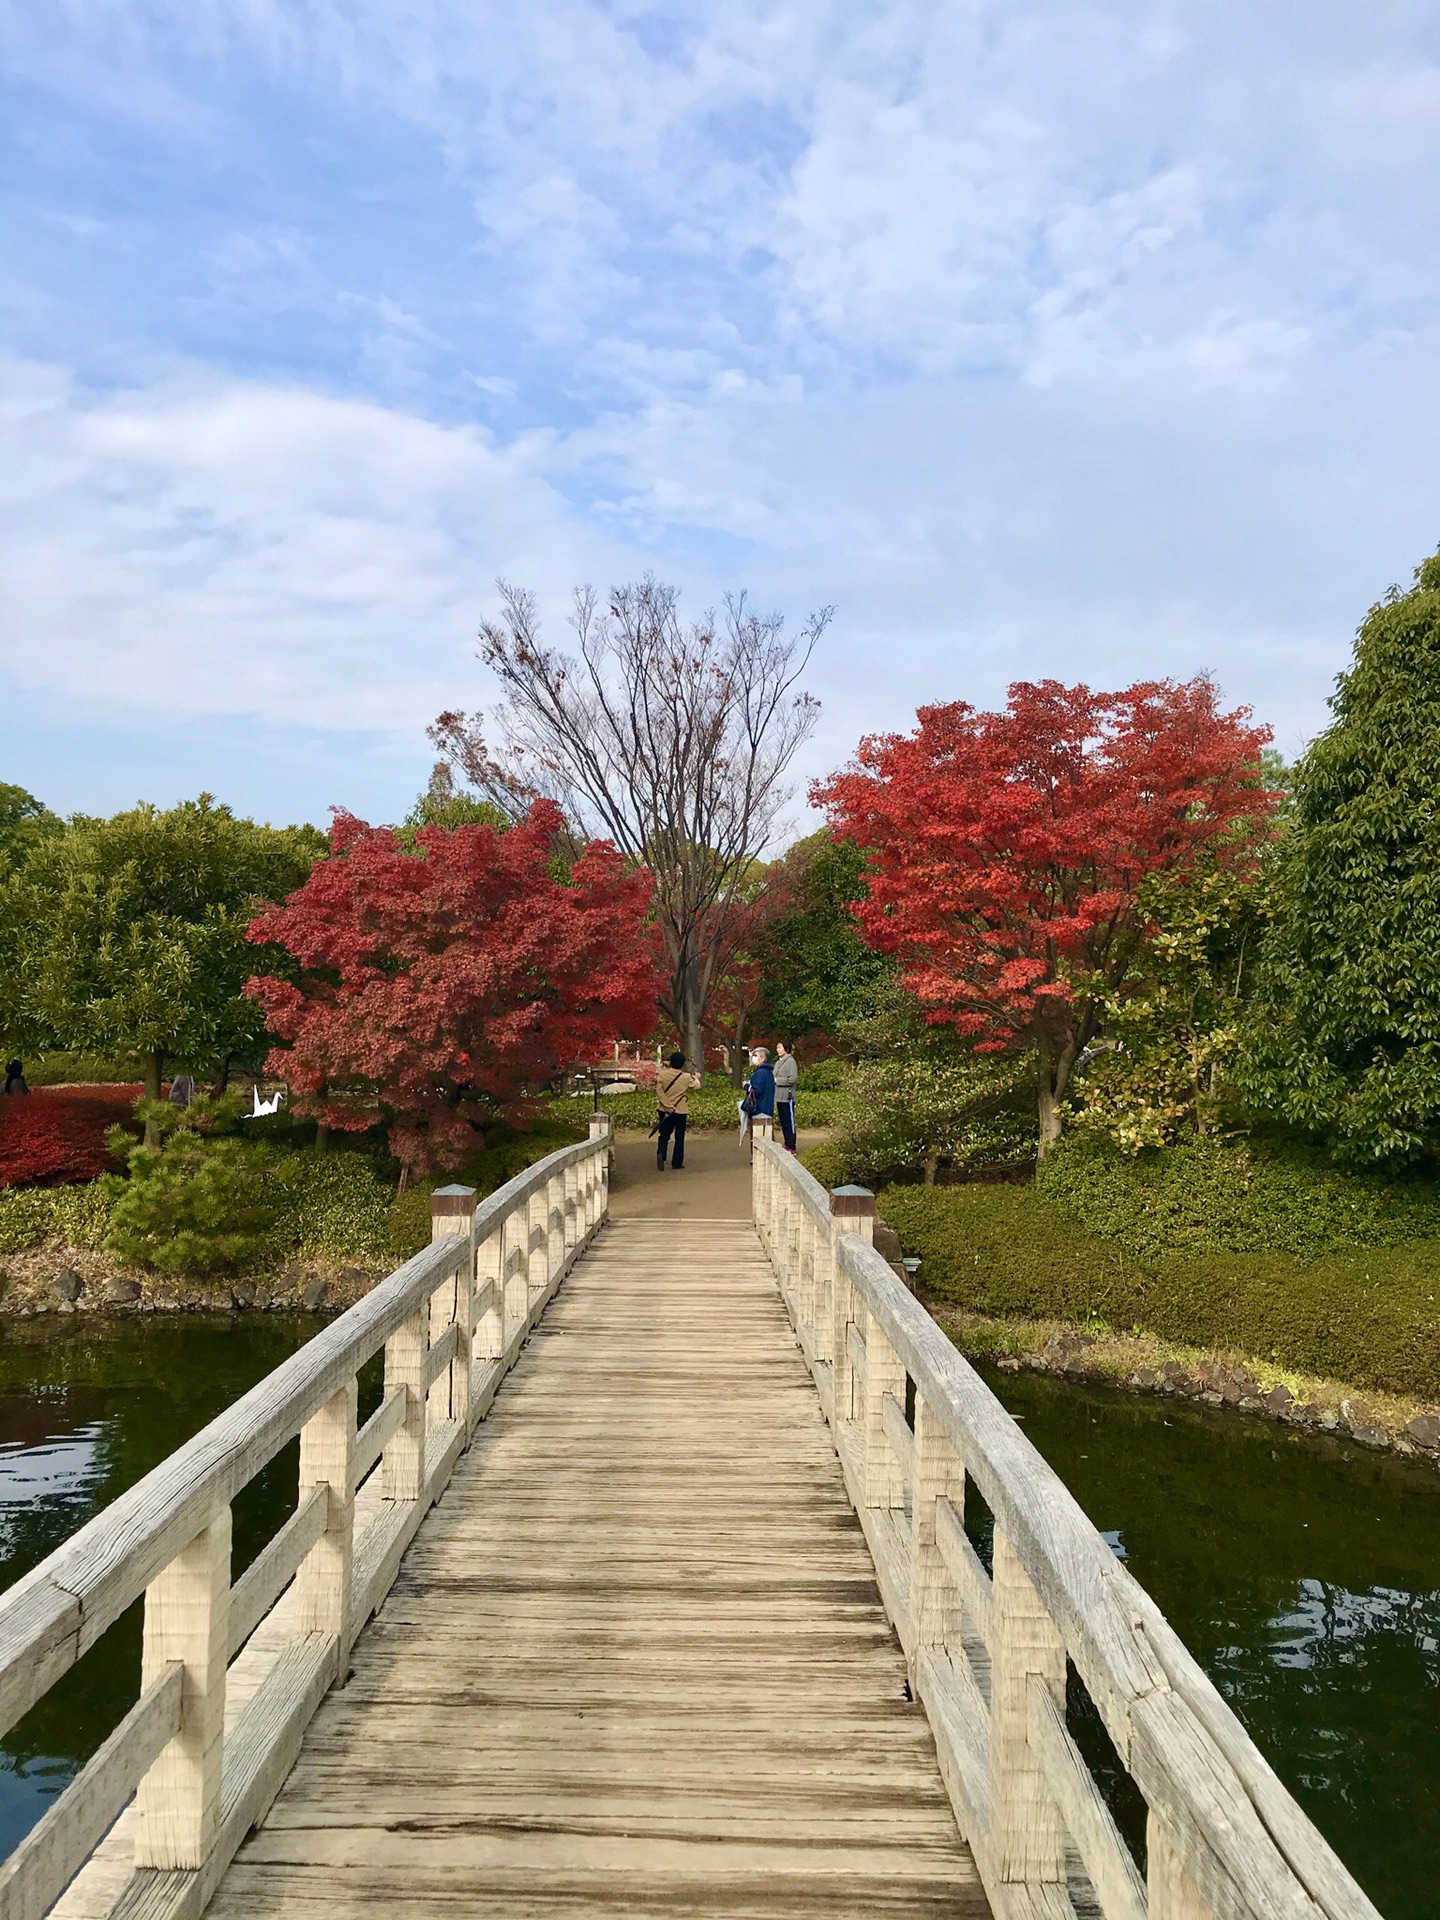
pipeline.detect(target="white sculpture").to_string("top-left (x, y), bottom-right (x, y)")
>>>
top-left (247, 1086), bottom-right (285, 1119)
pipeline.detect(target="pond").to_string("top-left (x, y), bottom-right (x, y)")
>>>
top-left (982, 1365), bottom-right (1440, 1920)
top-left (0, 1318), bottom-right (1433, 1918)
top-left (0, 1313), bottom-right (343, 1860)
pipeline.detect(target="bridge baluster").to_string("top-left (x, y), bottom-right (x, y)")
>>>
top-left (563, 1158), bottom-right (580, 1258)
top-left (547, 1171), bottom-right (565, 1277)
top-left (383, 1293), bottom-right (430, 1502)
top-left (476, 1227), bottom-right (503, 1364)
top-left (296, 1377), bottom-right (358, 1664)
top-left (828, 1186), bottom-right (874, 1426)
top-left (989, 1524), bottom-right (1068, 1900)
top-left (503, 1206), bottom-right (527, 1345)
top-left (909, 1398), bottom-right (965, 1668)
top-left (527, 1182), bottom-right (549, 1297)
top-left (1148, 1812), bottom-right (1213, 1920)
top-left (133, 1508), bottom-right (231, 1871)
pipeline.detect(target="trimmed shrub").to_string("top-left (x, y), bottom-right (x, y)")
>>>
top-left (879, 1184), bottom-right (1440, 1398)
top-left (597, 1081), bottom-right (840, 1131)
top-left (0, 1182), bottom-right (115, 1252)
top-left (105, 1134), bottom-right (279, 1274)
top-left (0, 1086), bottom-right (141, 1187)
top-left (1036, 1131), bottom-right (1440, 1263)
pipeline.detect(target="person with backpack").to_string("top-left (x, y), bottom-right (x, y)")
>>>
top-left (773, 1040), bottom-right (798, 1152)
top-left (655, 1051), bottom-right (701, 1170)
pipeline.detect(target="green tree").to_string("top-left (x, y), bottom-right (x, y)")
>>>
top-left (0, 783), bottom-right (60, 864)
top-left (1068, 859), bottom-right (1278, 1153)
top-left (395, 764), bottom-right (510, 849)
top-left (758, 833), bottom-right (892, 1041)
top-left (1240, 548), bottom-right (1440, 1162)
top-left (15, 797), bottom-right (323, 1136)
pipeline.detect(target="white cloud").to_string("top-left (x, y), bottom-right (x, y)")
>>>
top-left (0, 356), bottom-right (623, 734)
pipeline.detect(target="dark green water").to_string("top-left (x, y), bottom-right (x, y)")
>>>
top-left (982, 1366), bottom-right (1440, 1920)
top-left (0, 1323), bottom-right (1433, 1916)
top-left (0, 1314), bottom-right (343, 1859)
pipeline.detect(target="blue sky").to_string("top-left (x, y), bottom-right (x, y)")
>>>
top-left (3, 1), bottom-right (1439, 831)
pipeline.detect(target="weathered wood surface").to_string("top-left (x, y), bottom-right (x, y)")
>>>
top-left (205, 1219), bottom-right (989, 1918)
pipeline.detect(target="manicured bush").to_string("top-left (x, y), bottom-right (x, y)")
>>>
top-left (105, 1134), bottom-right (280, 1275)
top-left (0, 1086), bottom-right (140, 1187)
top-left (1036, 1131), bottom-right (1440, 1263)
top-left (597, 1079), bottom-right (840, 1131)
top-left (879, 1184), bottom-right (1440, 1398)
top-left (0, 1182), bottom-right (115, 1252)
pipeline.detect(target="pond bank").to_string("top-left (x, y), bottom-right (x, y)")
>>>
top-left (926, 1295), bottom-right (1440, 1468)
top-left (0, 1245), bottom-right (384, 1316)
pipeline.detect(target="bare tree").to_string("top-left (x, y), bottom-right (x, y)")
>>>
top-left (430, 575), bottom-right (830, 1067)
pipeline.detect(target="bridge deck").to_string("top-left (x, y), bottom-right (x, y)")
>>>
top-left (208, 1218), bottom-right (989, 1917)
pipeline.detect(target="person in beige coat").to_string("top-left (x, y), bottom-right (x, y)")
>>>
top-left (656, 1050), bottom-right (702, 1169)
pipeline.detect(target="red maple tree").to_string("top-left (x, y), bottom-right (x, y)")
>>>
top-left (246, 801), bottom-right (658, 1172)
top-left (814, 678), bottom-right (1275, 1149)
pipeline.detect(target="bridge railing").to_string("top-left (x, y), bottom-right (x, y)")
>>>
top-left (0, 1116), bottom-right (611, 1920)
top-left (752, 1131), bottom-right (1381, 1920)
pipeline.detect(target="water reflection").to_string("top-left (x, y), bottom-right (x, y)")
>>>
top-left (0, 1316), bottom-right (322, 1856)
top-left (986, 1366), bottom-right (1440, 1920)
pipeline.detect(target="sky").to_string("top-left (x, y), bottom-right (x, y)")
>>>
top-left (2, 1), bottom-right (1439, 834)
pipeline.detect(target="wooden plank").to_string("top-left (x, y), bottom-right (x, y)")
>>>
top-left (0, 1662), bottom-right (181, 1920)
top-left (198, 1218), bottom-right (986, 1920)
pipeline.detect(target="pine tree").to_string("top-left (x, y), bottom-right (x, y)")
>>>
top-left (1241, 549), bottom-right (1440, 1161)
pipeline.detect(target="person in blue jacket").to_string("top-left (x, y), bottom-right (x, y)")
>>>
top-left (745, 1047), bottom-right (776, 1127)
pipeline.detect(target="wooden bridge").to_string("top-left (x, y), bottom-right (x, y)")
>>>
top-left (0, 1119), bottom-right (1382, 1920)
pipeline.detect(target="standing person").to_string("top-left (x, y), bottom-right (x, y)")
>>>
top-left (2, 1060), bottom-right (28, 1095)
top-left (773, 1041), bottom-right (798, 1153)
top-left (655, 1050), bottom-right (701, 1170)
top-left (743, 1046), bottom-right (775, 1148)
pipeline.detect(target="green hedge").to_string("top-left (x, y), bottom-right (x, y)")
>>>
top-left (597, 1083), bottom-right (840, 1131)
top-left (879, 1184), bottom-right (1440, 1399)
top-left (0, 1113), bottom-right (587, 1273)
top-left (1036, 1132), bottom-right (1440, 1262)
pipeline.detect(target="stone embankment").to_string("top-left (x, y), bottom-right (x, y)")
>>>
top-left (922, 1298), bottom-right (1440, 1469)
top-left (0, 1246), bottom-right (384, 1317)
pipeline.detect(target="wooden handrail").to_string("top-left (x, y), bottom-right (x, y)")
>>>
top-left (0, 1118), bottom-right (612, 1920)
top-left (752, 1137), bottom-right (1382, 1920)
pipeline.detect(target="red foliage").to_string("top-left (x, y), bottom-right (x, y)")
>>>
top-left (246, 800), bottom-right (659, 1172)
top-left (814, 678), bottom-right (1275, 1075)
top-left (0, 1086), bottom-right (141, 1188)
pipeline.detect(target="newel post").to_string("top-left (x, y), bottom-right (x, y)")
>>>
top-left (830, 1186), bottom-right (873, 1426)
top-left (431, 1184), bottom-right (477, 1437)
top-left (589, 1112), bottom-right (610, 1230)
top-left (133, 1508), bottom-right (230, 1869)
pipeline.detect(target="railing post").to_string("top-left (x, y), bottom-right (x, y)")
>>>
top-left (589, 1113), bottom-right (610, 1228)
top-left (830, 1187), bottom-right (873, 1425)
top-left (989, 1524), bottom-right (1067, 1895)
top-left (563, 1156), bottom-right (580, 1258)
top-left (1148, 1813), bottom-right (1212, 1919)
top-left (383, 1290), bottom-right (430, 1502)
top-left (527, 1179), bottom-right (549, 1298)
top-left (431, 1185), bottom-right (477, 1435)
top-left (296, 1376), bottom-right (358, 1666)
top-left (476, 1227), bottom-right (503, 1363)
top-left (133, 1508), bottom-right (230, 1870)
top-left (910, 1397), bottom-right (965, 1664)
top-left (547, 1169), bottom-right (565, 1277)
top-left (502, 1207), bottom-right (527, 1348)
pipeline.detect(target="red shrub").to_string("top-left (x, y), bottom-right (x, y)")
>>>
top-left (0, 1086), bottom-right (142, 1188)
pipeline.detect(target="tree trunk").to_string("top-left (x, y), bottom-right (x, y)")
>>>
top-left (1036, 1031), bottom-right (1078, 1161)
top-left (923, 1154), bottom-right (940, 1186)
top-left (211, 1055), bottom-right (231, 1095)
top-left (143, 1050), bottom-right (164, 1148)
top-left (315, 1120), bottom-right (331, 1151)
